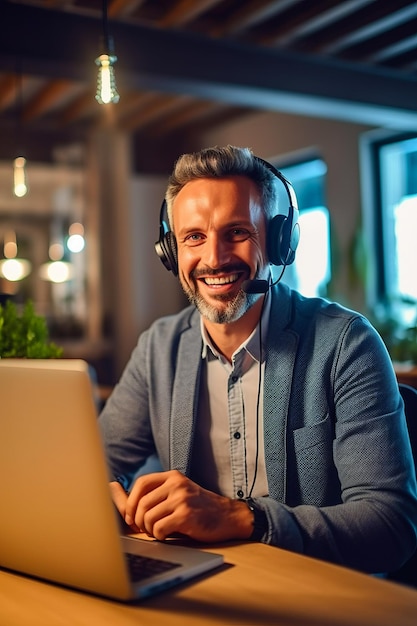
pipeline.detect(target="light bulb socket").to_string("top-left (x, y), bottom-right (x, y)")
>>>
top-left (95, 52), bottom-right (118, 67)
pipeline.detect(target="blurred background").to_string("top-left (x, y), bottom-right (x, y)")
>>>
top-left (1, 0), bottom-right (417, 388)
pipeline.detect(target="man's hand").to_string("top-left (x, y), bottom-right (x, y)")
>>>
top-left (109, 480), bottom-right (141, 533)
top-left (110, 470), bottom-right (254, 542)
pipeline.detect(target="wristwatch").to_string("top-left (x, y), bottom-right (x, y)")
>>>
top-left (246, 498), bottom-right (268, 541)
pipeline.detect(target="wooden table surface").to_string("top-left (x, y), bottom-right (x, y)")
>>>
top-left (1, 538), bottom-right (416, 626)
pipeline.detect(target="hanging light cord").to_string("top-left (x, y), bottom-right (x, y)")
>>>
top-left (102, 0), bottom-right (110, 52)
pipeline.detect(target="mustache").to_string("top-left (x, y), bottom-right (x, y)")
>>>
top-left (191, 263), bottom-right (249, 280)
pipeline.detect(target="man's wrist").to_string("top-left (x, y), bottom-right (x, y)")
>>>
top-left (246, 498), bottom-right (268, 541)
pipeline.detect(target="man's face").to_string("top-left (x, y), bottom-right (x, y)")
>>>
top-left (172, 175), bottom-right (269, 324)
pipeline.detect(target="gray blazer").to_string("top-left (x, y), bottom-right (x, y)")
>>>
top-left (99, 282), bottom-right (417, 573)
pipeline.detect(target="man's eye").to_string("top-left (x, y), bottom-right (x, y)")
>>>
top-left (229, 228), bottom-right (250, 241)
top-left (185, 233), bottom-right (203, 244)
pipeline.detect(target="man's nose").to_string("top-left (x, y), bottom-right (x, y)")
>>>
top-left (204, 234), bottom-right (232, 268)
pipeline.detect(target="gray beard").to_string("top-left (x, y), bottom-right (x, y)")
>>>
top-left (180, 280), bottom-right (259, 324)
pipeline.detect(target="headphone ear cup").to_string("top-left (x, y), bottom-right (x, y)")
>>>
top-left (155, 230), bottom-right (178, 275)
top-left (166, 231), bottom-right (178, 275)
top-left (155, 199), bottom-right (179, 275)
top-left (162, 231), bottom-right (178, 276)
top-left (267, 213), bottom-right (299, 266)
top-left (267, 215), bottom-right (288, 266)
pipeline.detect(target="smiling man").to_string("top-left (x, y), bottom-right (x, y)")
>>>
top-left (174, 175), bottom-right (268, 355)
top-left (99, 145), bottom-right (417, 575)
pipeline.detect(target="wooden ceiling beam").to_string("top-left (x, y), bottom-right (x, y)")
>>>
top-left (209, 0), bottom-right (302, 37)
top-left (158, 0), bottom-right (223, 28)
top-left (0, 74), bottom-right (18, 110)
top-left (119, 94), bottom-right (192, 132)
top-left (265, 0), bottom-right (374, 47)
top-left (320, 2), bottom-right (417, 55)
top-left (108, 0), bottom-right (146, 19)
top-left (2, 2), bottom-right (417, 128)
top-left (22, 80), bottom-right (75, 122)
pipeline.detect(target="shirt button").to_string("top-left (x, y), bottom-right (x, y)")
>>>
top-left (231, 375), bottom-right (238, 383)
top-left (237, 490), bottom-right (244, 499)
top-left (233, 431), bottom-right (241, 439)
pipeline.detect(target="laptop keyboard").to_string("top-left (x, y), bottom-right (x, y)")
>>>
top-left (126, 552), bottom-right (181, 582)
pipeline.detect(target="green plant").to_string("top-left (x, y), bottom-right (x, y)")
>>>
top-left (372, 298), bottom-right (417, 365)
top-left (0, 300), bottom-right (63, 358)
top-left (379, 321), bottom-right (417, 364)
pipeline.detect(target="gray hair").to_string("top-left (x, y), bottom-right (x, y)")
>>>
top-left (165, 145), bottom-right (279, 227)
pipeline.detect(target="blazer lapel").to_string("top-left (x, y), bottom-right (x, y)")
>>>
top-left (264, 285), bottom-right (298, 502)
top-left (169, 314), bottom-right (202, 474)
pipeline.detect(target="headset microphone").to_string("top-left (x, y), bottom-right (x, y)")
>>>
top-left (242, 279), bottom-right (269, 294)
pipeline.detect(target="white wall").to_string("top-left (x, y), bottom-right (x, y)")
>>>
top-left (112, 174), bottom-right (187, 376)
top-left (92, 131), bottom-right (186, 378)
top-left (128, 175), bottom-right (187, 339)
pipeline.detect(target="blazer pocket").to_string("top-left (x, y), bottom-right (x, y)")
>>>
top-left (288, 415), bottom-right (339, 506)
top-left (292, 413), bottom-right (333, 451)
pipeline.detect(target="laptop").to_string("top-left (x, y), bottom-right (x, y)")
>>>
top-left (0, 359), bottom-right (223, 601)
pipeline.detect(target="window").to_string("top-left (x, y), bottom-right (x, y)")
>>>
top-left (362, 132), bottom-right (417, 326)
top-left (274, 158), bottom-right (330, 297)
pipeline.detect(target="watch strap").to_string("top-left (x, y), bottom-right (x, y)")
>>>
top-left (246, 498), bottom-right (268, 541)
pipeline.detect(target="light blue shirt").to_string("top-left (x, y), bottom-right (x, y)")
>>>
top-left (191, 296), bottom-right (271, 499)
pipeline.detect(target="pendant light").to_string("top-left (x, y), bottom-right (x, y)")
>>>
top-left (95, 0), bottom-right (120, 105)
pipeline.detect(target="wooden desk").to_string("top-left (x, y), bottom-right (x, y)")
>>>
top-left (0, 540), bottom-right (416, 626)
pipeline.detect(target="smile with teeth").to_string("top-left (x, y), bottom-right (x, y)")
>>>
top-left (203, 273), bottom-right (239, 286)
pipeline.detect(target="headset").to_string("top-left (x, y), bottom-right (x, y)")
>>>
top-left (154, 156), bottom-right (299, 496)
top-left (154, 156), bottom-right (300, 292)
